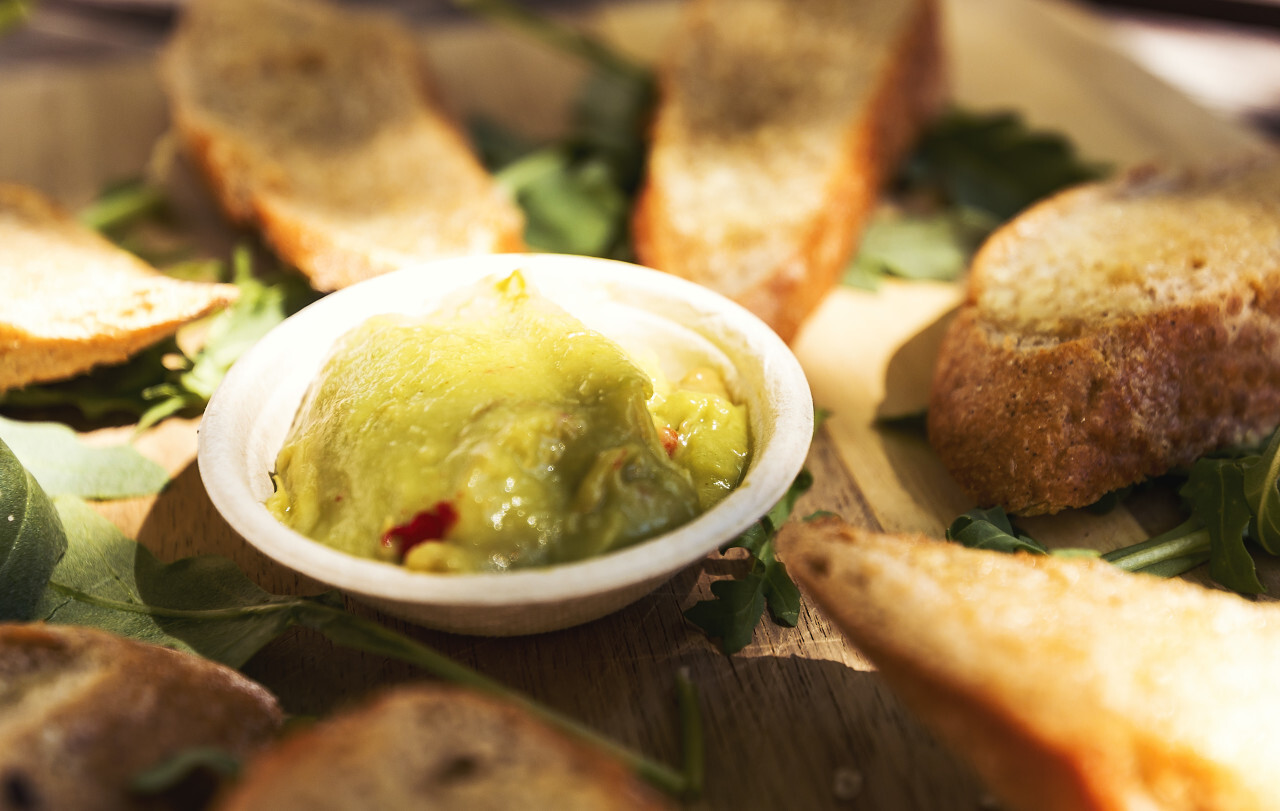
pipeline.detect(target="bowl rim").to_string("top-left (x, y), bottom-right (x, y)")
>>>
top-left (198, 253), bottom-right (813, 609)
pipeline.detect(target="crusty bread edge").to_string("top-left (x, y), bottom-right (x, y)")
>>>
top-left (927, 163), bottom-right (1280, 515)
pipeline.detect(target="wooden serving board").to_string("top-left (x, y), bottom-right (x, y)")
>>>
top-left (0, 0), bottom-right (1271, 808)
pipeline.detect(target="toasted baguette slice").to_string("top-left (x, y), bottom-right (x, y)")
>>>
top-left (779, 517), bottom-right (1280, 811)
top-left (0, 184), bottom-right (238, 393)
top-left (928, 159), bottom-right (1280, 515)
top-left (0, 623), bottom-right (282, 811)
top-left (160, 0), bottom-right (525, 292)
top-left (219, 684), bottom-right (670, 811)
top-left (632, 0), bottom-right (945, 341)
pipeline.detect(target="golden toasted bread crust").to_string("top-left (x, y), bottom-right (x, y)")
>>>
top-left (928, 160), bottom-right (1280, 514)
top-left (779, 517), bottom-right (1280, 811)
top-left (160, 0), bottom-right (525, 291)
top-left (220, 685), bottom-right (671, 811)
top-left (0, 184), bottom-right (238, 393)
top-left (633, 0), bottom-right (945, 342)
top-left (0, 623), bottom-right (282, 811)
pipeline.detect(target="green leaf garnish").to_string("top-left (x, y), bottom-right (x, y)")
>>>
top-left (79, 179), bottom-right (167, 233)
top-left (903, 109), bottom-right (1108, 220)
top-left (0, 415), bottom-right (168, 499)
top-left (684, 471), bottom-right (813, 654)
top-left (130, 747), bottom-right (242, 796)
top-left (0, 436), bottom-right (67, 620)
top-left (950, 424), bottom-right (1280, 594)
top-left (845, 108), bottom-right (1108, 288)
top-left (1183, 457), bottom-right (1262, 593)
top-left (946, 507), bottom-right (1048, 555)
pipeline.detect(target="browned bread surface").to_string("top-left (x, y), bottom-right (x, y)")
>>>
top-left (928, 159), bottom-right (1280, 515)
top-left (0, 184), bottom-right (238, 393)
top-left (160, 0), bottom-right (525, 292)
top-left (779, 517), bottom-right (1280, 811)
top-left (633, 0), bottom-right (945, 342)
top-left (0, 623), bottom-right (282, 811)
top-left (218, 684), bottom-right (671, 811)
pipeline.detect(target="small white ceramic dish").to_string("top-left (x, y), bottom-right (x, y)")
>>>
top-left (198, 253), bottom-right (813, 635)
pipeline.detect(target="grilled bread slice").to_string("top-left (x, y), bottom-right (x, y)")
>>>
top-left (0, 183), bottom-right (237, 393)
top-left (218, 684), bottom-right (671, 811)
top-left (160, 0), bottom-right (525, 292)
top-left (779, 517), bottom-right (1280, 811)
top-left (928, 159), bottom-right (1280, 515)
top-left (632, 0), bottom-right (945, 341)
top-left (0, 623), bottom-right (282, 811)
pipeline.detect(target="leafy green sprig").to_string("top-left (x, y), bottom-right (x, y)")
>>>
top-left (683, 471), bottom-right (811, 654)
top-left (845, 109), bottom-right (1108, 289)
top-left (948, 426), bottom-right (1280, 594)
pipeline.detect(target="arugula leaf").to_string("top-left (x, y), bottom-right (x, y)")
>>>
top-left (0, 436), bottom-right (67, 620)
top-left (1182, 457), bottom-right (1262, 593)
top-left (0, 415), bottom-right (168, 499)
top-left (948, 427), bottom-right (1280, 593)
top-left (946, 507), bottom-right (1049, 555)
top-left (0, 341), bottom-right (175, 420)
top-left (131, 747), bottom-right (242, 797)
top-left (1241, 427), bottom-right (1280, 554)
top-left (844, 109), bottom-right (1107, 288)
top-left (903, 109), bottom-right (1109, 221)
top-left (684, 471), bottom-right (812, 654)
top-left (683, 578), bottom-right (767, 655)
top-left (475, 20), bottom-right (654, 261)
top-left (79, 179), bottom-right (167, 233)
top-left (139, 246), bottom-right (317, 428)
top-left (843, 207), bottom-right (997, 289)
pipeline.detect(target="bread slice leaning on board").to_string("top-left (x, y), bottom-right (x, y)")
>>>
top-left (928, 158), bottom-right (1280, 515)
top-left (160, 0), bottom-right (525, 292)
top-left (0, 623), bottom-right (282, 811)
top-left (0, 183), bottom-right (238, 394)
top-left (778, 517), bottom-right (1280, 811)
top-left (632, 0), bottom-right (945, 342)
top-left (218, 684), bottom-right (672, 811)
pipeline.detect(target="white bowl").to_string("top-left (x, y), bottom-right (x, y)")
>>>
top-left (198, 254), bottom-right (813, 635)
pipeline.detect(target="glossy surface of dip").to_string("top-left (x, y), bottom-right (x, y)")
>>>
top-left (265, 273), bottom-right (749, 573)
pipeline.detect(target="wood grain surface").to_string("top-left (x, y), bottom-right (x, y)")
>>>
top-left (0, 0), bottom-right (1272, 808)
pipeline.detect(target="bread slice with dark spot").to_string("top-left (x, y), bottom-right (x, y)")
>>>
top-left (218, 685), bottom-right (671, 811)
top-left (928, 158), bottom-right (1280, 514)
top-left (160, 0), bottom-right (525, 292)
top-left (0, 623), bottom-right (281, 811)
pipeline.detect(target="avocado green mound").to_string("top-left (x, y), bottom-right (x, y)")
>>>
top-left (266, 274), bottom-right (749, 573)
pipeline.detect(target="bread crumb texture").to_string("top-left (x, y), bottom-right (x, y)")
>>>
top-left (929, 159), bottom-right (1280, 514)
top-left (779, 517), bottom-right (1280, 811)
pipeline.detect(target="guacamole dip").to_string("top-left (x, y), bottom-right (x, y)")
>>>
top-left (266, 272), bottom-right (749, 573)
